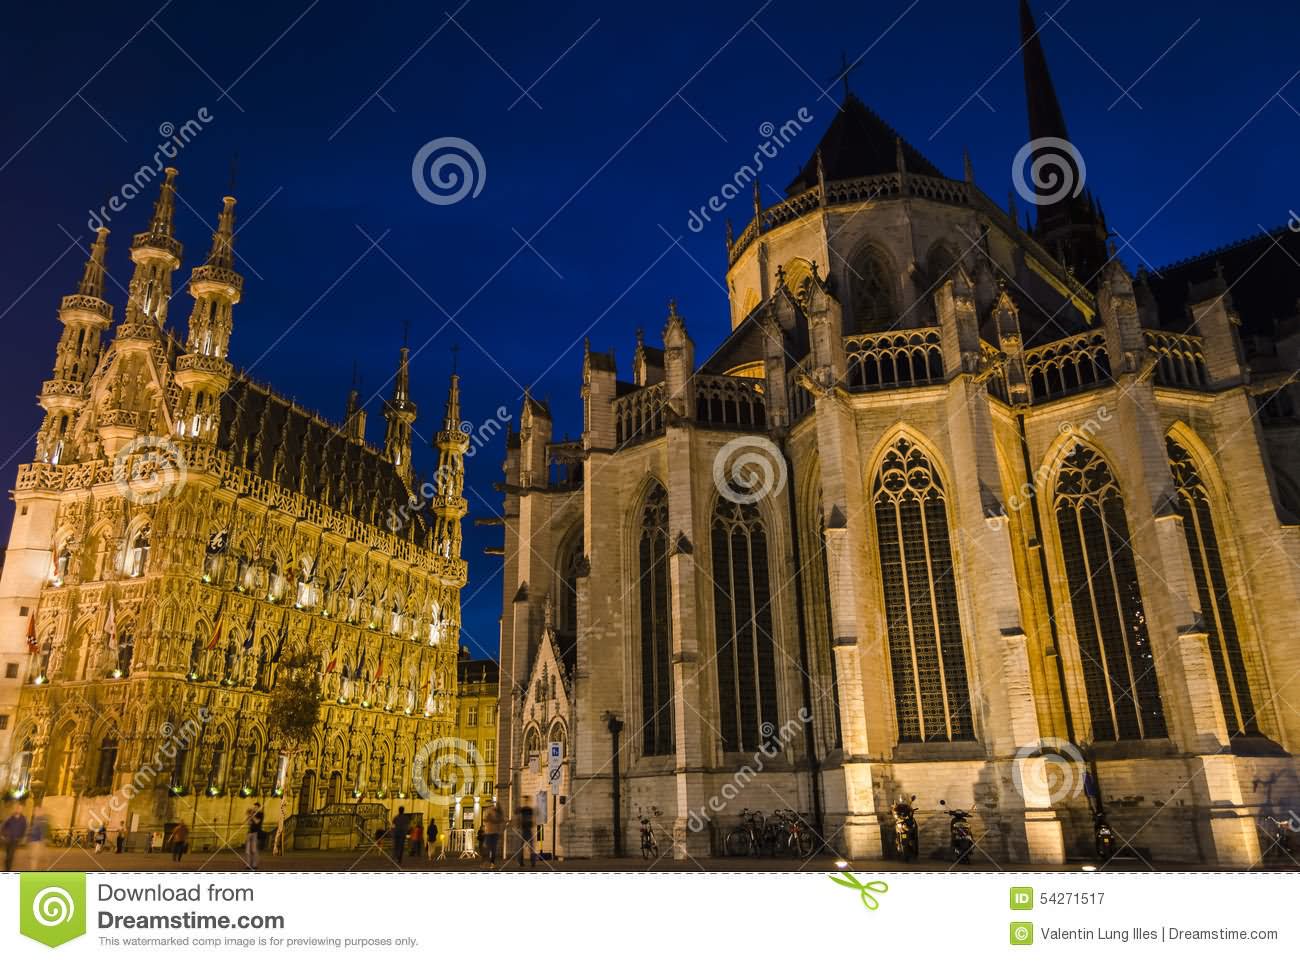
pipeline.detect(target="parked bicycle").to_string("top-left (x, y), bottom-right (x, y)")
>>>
top-left (724, 809), bottom-right (770, 857)
top-left (769, 808), bottom-right (816, 858)
top-left (1260, 814), bottom-right (1294, 861)
top-left (639, 807), bottom-right (662, 859)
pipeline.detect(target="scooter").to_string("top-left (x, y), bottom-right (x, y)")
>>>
top-left (891, 795), bottom-right (918, 862)
top-left (939, 799), bottom-right (974, 864)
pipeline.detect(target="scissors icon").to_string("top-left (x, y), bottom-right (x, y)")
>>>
top-left (829, 872), bottom-right (889, 910)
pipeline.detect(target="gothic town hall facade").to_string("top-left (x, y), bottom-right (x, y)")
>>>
top-left (496, 4), bottom-right (1300, 866)
top-left (0, 169), bottom-right (470, 846)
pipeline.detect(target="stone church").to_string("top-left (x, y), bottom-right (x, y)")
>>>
top-left (0, 169), bottom-right (470, 848)
top-left (494, 1), bottom-right (1300, 865)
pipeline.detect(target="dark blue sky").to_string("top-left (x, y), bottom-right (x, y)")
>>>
top-left (2, 0), bottom-right (1298, 657)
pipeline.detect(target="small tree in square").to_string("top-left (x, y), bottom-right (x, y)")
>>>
top-left (267, 649), bottom-right (321, 854)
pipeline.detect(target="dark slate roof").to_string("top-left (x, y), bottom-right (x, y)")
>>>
top-left (217, 375), bottom-right (423, 539)
top-left (457, 657), bottom-right (500, 687)
top-left (1144, 227), bottom-right (1300, 337)
top-left (786, 93), bottom-right (945, 195)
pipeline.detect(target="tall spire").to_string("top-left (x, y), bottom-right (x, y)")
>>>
top-left (36, 228), bottom-right (114, 463)
top-left (78, 227), bottom-right (110, 298)
top-left (1020, 0), bottom-right (1071, 145)
top-left (431, 367), bottom-right (468, 560)
top-left (206, 195), bottom-right (237, 270)
top-left (175, 193), bottom-right (242, 443)
top-left (384, 343), bottom-right (417, 484)
top-left (1018, 0), bottom-right (1109, 286)
top-left (124, 168), bottom-right (183, 328)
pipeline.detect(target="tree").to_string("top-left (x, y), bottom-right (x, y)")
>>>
top-left (266, 649), bottom-right (321, 854)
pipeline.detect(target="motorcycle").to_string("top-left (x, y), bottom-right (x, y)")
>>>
top-left (891, 795), bottom-right (918, 862)
top-left (939, 799), bottom-right (974, 864)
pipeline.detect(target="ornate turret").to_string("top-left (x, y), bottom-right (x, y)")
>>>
top-left (1019, 0), bottom-right (1109, 284)
top-left (121, 167), bottom-right (183, 333)
top-left (176, 196), bottom-right (242, 442)
top-left (431, 370), bottom-right (468, 560)
top-left (35, 228), bottom-right (115, 463)
top-left (383, 344), bottom-right (417, 484)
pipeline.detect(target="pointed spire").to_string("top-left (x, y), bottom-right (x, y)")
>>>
top-left (78, 227), bottom-right (110, 299)
top-left (442, 370), bottom-right (462, 433)
top-left (1020, 0), bottom-right (1071, 144)
top-left (391, 346), bottom-right (412, 408)
top-left (206, 196), bottom-right (237, 269)
top-left (963, 148), bottom-right (974, 184)
top-left (146, 167), bottom-right (179, 238)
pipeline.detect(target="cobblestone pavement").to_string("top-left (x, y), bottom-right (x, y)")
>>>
top-left (5, 842), bottom-right (1261, 873)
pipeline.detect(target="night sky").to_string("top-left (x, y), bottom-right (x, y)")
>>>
top-left (2, 0), bottom-right (1298, 658)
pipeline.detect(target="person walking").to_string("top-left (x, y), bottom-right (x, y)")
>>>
top-left (391, 807), bottom-right (411, 866)
top-left (93, 824), bottom-right (107, 854)
top-left (409, 821), bottom-right (423, 860)
top-left (2, 806), bottom-right (28, 872)
top-left (27, 807), bottom-right (49, 871)
top-left (168, 822), bottom-right (189, 863)
top-left (481, 802), bottom-right (504, 868)
top-left (244, 804), bottom-right (264, 870)
top-left (425, 818), bottom-right (439, 860)
top-left (516, 802), bottom-right (536, 868)
top-left (114, 822), bottom-right (125, 854)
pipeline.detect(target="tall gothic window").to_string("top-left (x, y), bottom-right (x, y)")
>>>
top-left (557, 531), bottom-right (584, 640)
top-left (1167, 438), bottom-right (1257, 736)
top-left (639, 484), bottom-right (673, 755)
top-left (848, 248), bottom-right (897, 334)
top-left (711, 499), bottom-right (778, 753)
top-left (1054, 445), bottom-right (1167, 740)
top-left (94, 737), bottom-right (118, 794)
top-left (873, 438), bottom-right (974, 742)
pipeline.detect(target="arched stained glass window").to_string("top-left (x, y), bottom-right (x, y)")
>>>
top-left (1054, 445), bottom-right (1166, 740)
top-left (1167, 438), bottom-right (1257, 736)
top-left (639, 484), bottom-right (674, 755)
top-left (711, 500), bottom-right (778, 753)
top-left (849, 248), bottom-right (897, 334)
top-left (873, 438), bottom-right (974, 742)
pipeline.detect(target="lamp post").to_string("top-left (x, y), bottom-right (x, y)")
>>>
top-left (603, 713), bottom-right (623, 858)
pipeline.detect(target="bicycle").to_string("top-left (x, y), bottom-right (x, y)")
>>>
top-left (639, 807), bottom-right (662, 859)
top-left (773, 808), bottom-right (816, 858)
top-left (724, 809), bottom-right (769, 857)
top-left (1260, 815), bottom-right (1294, 861)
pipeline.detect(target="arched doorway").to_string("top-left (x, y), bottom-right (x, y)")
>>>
top-left (298, 770), bottom-right (317, 815)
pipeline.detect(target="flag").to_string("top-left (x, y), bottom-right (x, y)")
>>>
top-left (205, 597), bottom-right (225, 650)
top-left (332, 567), bottom-right (347, 593)
top-left (272, 616), bottom-right (287, 662)
top-left (375, 655), bottom-right (384, 680)
top-left (25, 610), bottom-right (37, 654)
top-left (103, 598), bottom-right (117, 653)
top-left (242, 606), bottom-right (257, 651)
top-left (325, 656), bottom-right (337, 673)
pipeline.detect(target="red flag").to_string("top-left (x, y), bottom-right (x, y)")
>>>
top-left (205, 598), bottom-right (225, 650)
top-left (25, 611), bottom-right (37, 654)
top-left (376, 656), bottom-right (384, 680)
top-left (325, 656), bottom-right (337, 673)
